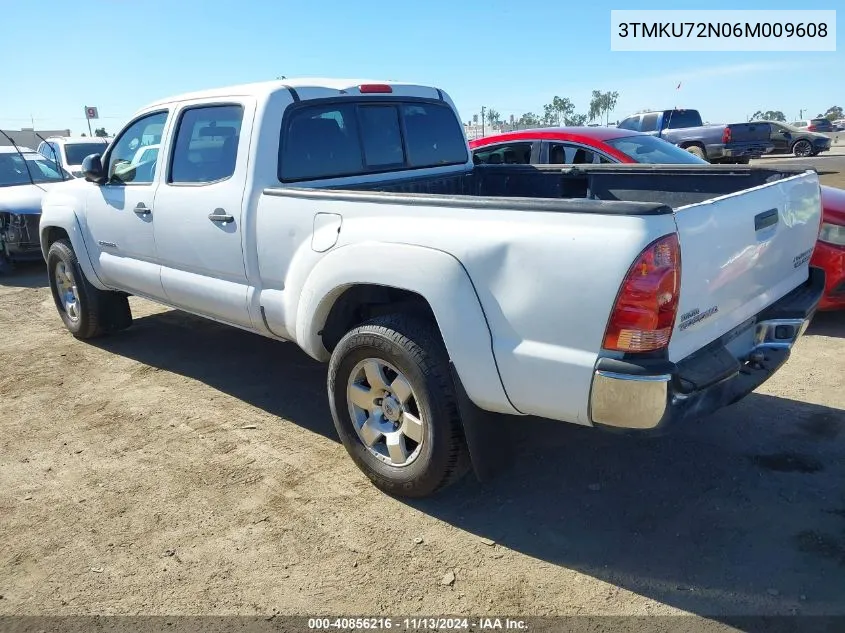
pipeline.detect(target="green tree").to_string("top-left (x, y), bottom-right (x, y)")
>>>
top-left (589, 90), bottom-right (620, 125)
top-left (94, 127), bottom-right (108, 137)
top-left (518, 112), bottom-right (540, 126)
top-left (569, 113), bottom-right (588, 126)
top-left (552, 96), bottom-right (574, 125)
top-left (822, 106), bottom-right (843, 121)
top-left (485, 108), bottom-right (501, 127)
top-left (541, 96), bottom-right (575, 126)
top-left (750, 110), bottom-right (786, 122)
top-left (542, 103), bottom-right (557, 126)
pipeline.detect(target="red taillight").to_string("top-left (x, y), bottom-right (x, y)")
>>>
top-left (602, 234), bottom-right (681, 353)
top-left (358, 84), bottom-right (393, 94)
top-left (807, 125), bottom-right (817, 131)
top-left (722, 127), bottom-right (732, 144)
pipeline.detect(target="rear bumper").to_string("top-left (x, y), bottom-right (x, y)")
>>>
top-left (706, 142), bottom-right (773, 160)
top-left (811, 241), bottom-right (845, 310)
top-left (588, 266), bottom-right (825, 431)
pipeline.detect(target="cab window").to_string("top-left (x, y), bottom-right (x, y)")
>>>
top-left (106, 111), bottom-right (168, 184)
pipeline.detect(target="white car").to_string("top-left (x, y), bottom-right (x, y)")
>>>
top-left (39, 78), bottom-right (824, 497)
top-left (0, 145), bottom-right (71, 270)
top-left (37, 136), bottom-right (110, 178)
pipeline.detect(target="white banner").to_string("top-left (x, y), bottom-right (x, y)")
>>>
top-left (610, 10), bottom-right (836, 52)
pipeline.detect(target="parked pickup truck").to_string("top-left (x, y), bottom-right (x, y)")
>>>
top-left (39, 78), bottom-right (824, 497)
top-left (617, 109), bottom-right (774, 164)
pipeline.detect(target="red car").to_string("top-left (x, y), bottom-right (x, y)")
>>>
top-left (470, 127), bottom-right (845, 311)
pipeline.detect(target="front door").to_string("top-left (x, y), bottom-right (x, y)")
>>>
top-left (81, 110), bottom-right (169, 298)
top-left (151, 101), bottom-right (254, 329)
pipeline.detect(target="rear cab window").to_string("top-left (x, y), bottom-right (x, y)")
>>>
top-left (663, 110), bottom-right (703, 129)
top-left (279, 99), bottom-right (468, 182)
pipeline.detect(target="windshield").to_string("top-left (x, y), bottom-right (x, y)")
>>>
top-left (0, 152), bottom-right (66, 186)
top-left (605, 135), bottom-right (709, 164)
top-left (64, 142), bottom-right (108, 165)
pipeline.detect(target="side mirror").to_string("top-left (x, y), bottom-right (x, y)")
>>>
top-left (81, 153), bottom-right (106, 184)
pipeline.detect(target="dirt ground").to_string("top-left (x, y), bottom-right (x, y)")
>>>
top-left (1, 161), bottom-right (844, 623)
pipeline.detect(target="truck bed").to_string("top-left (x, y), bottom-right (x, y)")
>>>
top-left (269, 163), bottom-right (812, 213)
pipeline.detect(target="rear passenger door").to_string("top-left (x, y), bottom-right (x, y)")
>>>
top-left (542, 141), bottom-right (615, 165)
top-left (152, 99), bottom-right (256, 329)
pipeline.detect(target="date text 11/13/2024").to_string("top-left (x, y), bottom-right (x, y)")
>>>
top-left (307, 617), bottom-right (528, 630)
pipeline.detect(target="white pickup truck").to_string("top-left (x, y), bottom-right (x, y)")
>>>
top-left (39, 78), bottom-right (825, 497)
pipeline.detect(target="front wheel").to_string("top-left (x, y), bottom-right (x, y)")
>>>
top-left (47, 238), bottom-right (132, 339)
top-left (327, 314), bottom-right (470, 498)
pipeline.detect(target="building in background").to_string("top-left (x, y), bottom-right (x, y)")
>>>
top-left (0, 127), bottom-right (72, 150)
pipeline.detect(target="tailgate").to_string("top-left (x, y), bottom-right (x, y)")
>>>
top-left (668, 170), bottom-right (822, 363)
top-left (727, 121), bottom-right (771, 143)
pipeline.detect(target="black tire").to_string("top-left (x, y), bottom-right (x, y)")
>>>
top-left (734, 157), bottom-right (751, 165)
top-left (327, 314), bottom-right (470, 498)
top-left (792, 139), bottom-right (813, 157)
top-left (47, 238), bottom-right (132, 339)
top-left (685, 145), bottom-right (707, 160)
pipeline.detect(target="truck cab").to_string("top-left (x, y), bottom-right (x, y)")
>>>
top-left (617, 110), bottom-right (773, 164)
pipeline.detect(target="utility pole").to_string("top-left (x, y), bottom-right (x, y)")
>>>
top-left (481, 106), bottom-right (486, 137)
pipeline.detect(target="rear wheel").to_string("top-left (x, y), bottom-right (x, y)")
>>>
top-left (792, 139), bottom-right (813, 157)
top-left (47, 239), bottom-right (132, 339)
top-left (327, 314), bottom-right (470, 498)
top-left (685, 145), bottom-right (706, 160)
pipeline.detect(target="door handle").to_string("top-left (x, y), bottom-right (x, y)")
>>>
top-left (755, 208), bottom-right (779, 231)
top-left (208, 209), bottom-right (234, 223)
top-left (134, 203), bottom-right (151, 216)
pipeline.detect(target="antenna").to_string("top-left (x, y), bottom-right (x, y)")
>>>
top-left (0, 129), bottom-right (36, 185)
top-left (32, 131), bottom-right (67, 181)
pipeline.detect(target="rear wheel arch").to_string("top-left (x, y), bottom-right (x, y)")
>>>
top-left (320, 284), bottom-right (438, 354)
top-left (680, 143), bottom-right (707, 160)
top-left (295, 243), bottom-right (520, 416)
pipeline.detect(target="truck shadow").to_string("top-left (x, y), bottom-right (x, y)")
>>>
top-left (0, 261), bottom-right (47, 289)
top-left (93, 308), bottom-right (337, 439)
top-left (92, 308), bottom-right (845, 621)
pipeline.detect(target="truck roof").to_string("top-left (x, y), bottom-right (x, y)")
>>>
top-left (43, 136), bottom-right (110, 144)
top-left (139, 77), bottom-right (443, 111)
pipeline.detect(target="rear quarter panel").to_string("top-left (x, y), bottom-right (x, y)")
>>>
top-left (265, 191), bottom-right (678, 425)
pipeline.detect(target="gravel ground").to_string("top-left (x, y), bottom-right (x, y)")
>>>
top-left (1, 175), bottom-right (844, 625)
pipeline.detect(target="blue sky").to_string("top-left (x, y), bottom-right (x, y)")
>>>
top-left (1, 0), bottom-right (840, 134)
